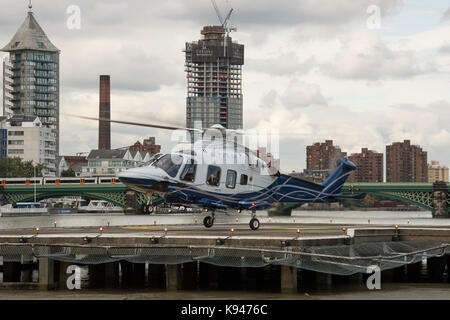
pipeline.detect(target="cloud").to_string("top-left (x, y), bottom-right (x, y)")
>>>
top-left (247, 53), bottom-right (316, 76)
top-left (280, 80), bottom-right (327, 108)
top-left (257, 80), bottom-right (327, 111)
top-left (441, 7), bottom-right (450, 22)
top-left (158, 0), bottom-right (403, 29)
top-left (61, 42), bottom-right (182, 92)
top-left (330, 31), bottom-right (436, 80)
top-left (438, 44), bottom-right (450, 54)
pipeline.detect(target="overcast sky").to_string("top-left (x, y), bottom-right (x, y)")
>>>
top-left (1, 0), bottom-right (450, 173)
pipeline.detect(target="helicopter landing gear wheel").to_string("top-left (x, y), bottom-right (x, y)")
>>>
top-left (203, 216), bottom-right (214, 228)
top-left (249, 218), bottom-right (260, 230)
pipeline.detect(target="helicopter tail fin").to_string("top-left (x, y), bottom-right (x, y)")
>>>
top-left (321, 158), bottom-right (356, 196)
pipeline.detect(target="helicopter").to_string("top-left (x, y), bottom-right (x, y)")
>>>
top-left (69, 115), bottom-right (364, 230)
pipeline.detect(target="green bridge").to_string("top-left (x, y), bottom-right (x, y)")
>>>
top-left (0, 184), bottom-right (163, 212)
top-left (279, 182), bottom-right (450, 217)
top-left (0, 182), bottom-right (449, 217)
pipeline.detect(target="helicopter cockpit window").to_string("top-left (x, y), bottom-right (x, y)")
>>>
top-left (206, 165), bottom-right (221, 187)
top-left (240, 174), bottom-right (248, 185)
top-left (152, 154), bottom-right (183, 178)
top-left (140, 153), bottom-right (162, 167)
top-left (180, 160), bottom-right (196, 182)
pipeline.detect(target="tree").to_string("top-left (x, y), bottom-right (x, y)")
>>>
top-left (0, 157), bottom-right (46, 177)
top-left (61, 168), bottom-right (76, 177)
top-left (363, 194), bottom-right (374, 207)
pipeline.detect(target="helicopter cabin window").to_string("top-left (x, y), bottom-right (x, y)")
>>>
top-left (152, 154), bottom-right (183, 178)
top-left (206, 165), bottom-right (221, 187)
top-left (180, 160), bottom-right (196, 182)
top-left (226, 170), bottom-right (237, 189)
top-left (240, 174), bottom-right (248, 185)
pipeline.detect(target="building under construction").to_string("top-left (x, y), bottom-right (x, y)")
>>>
top-left (185, 25), bottom-right (244, 131)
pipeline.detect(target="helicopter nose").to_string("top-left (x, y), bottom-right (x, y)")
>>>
top-left (118, 167), bottom-right (169, 192)
top-left (118, 167), bottom-right (155, 184)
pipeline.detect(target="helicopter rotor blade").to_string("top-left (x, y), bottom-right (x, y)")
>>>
top-left (64, 114), bottom-right (337, 138)
top-left (64, 114), bottom-right (203, 133)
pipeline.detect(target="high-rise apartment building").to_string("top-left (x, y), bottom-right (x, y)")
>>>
top-left (386, 140), bottom-right (427, 182)
top-left (347, 148), bottom-right (383, 182)
top-left (185, 25), bottom-right (244, 131)
top-left (0, 117), bottom-right (8, 159)
top-left (306, 140), bottom-right (347, 172)
top-left (1, 7), bottom-right (60, 157)
top-left (428, 160), bottom-right (449, 183)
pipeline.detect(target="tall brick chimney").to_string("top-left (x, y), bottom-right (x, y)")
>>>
top-left (99, 75), bottom-right (111, 150)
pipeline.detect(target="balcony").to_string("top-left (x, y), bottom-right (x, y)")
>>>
top-left (44, 154), bottom-right (56, 160)
top-left (43, 162), bottom-right (56, 169)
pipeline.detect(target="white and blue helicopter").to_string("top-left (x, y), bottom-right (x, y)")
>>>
top-left (73, 115), bottom-right (364, 230)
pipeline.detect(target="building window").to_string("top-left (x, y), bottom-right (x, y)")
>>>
top-left (8, 149), bottom-right (24, 155)
top-left (8, 131), bottom-right (24, 136)
top-left (206, 165), bottom-right (221, 186)
top-left (8, 140), bottom-right (24, 145)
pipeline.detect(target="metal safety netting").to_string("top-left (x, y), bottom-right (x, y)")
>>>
top-left (0, 241), bottom-right (448, 275)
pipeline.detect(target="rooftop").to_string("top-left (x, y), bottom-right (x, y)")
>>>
top-left (87, 149), bottom-right (127, 160)
top-left (1, 11), bottom-right (59, 53)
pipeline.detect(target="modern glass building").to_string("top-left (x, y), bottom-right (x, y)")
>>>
top-left (1, 8), bottom-right (60, 157)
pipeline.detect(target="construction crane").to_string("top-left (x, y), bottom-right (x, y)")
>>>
top-left (210, 0), bottom-right (237, 56)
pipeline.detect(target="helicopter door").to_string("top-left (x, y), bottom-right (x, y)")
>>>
top-left (180, 160), bottom-right (196, 183)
